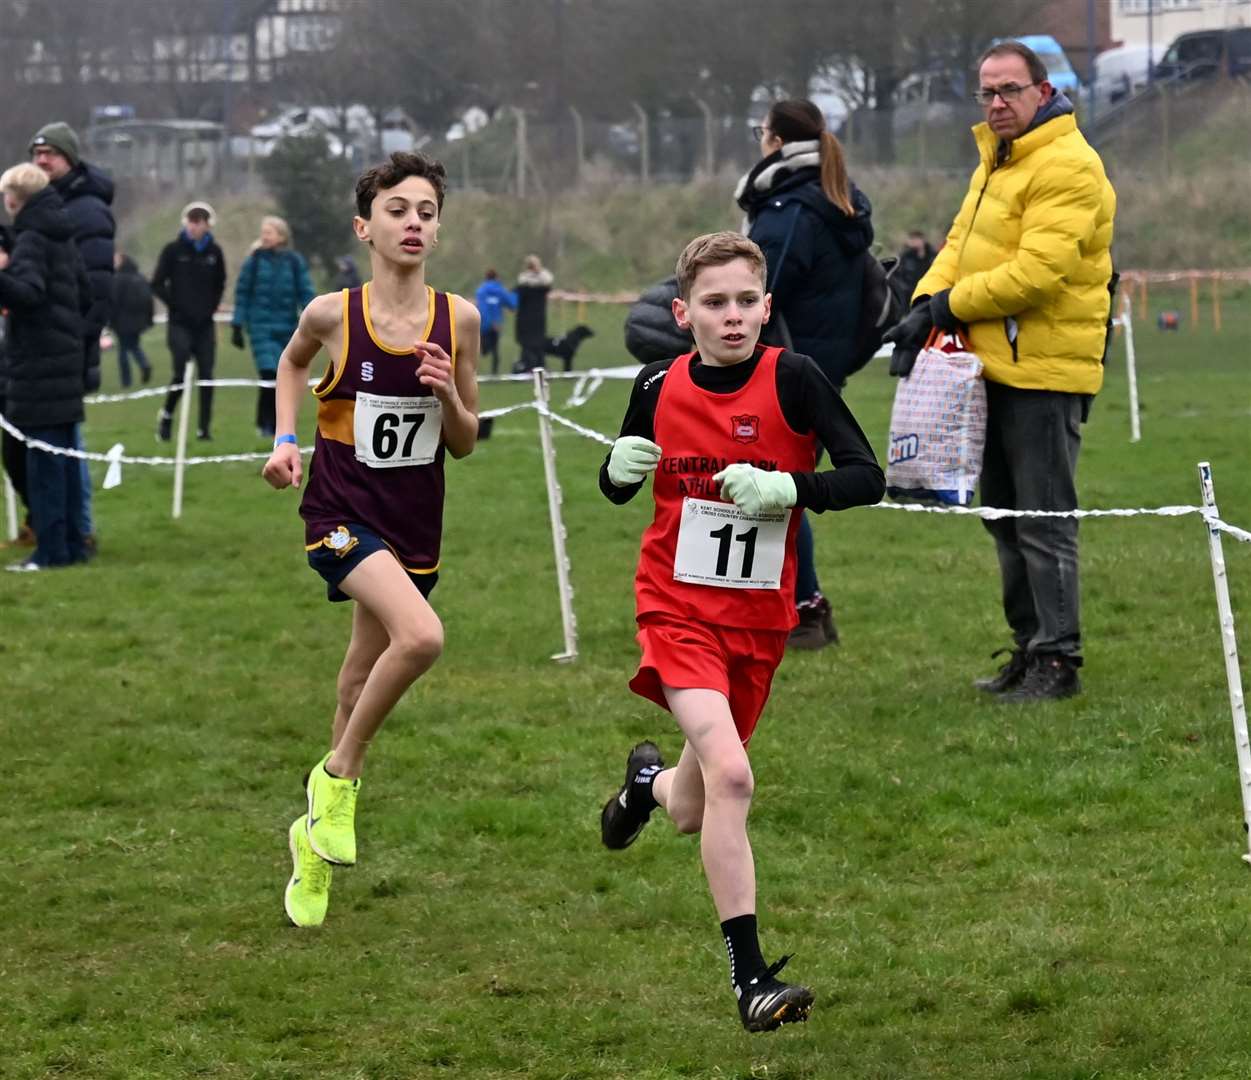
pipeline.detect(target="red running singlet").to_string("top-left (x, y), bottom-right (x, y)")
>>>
top-left (634, 346), bottom-right (817, 632)
top-left (300, 283), bottom-right (458, 572)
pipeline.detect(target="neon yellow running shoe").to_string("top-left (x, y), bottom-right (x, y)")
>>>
top-left (305, 752), bottom-right (360, 866)
top-left (284, 814), bottom-right (332, 928)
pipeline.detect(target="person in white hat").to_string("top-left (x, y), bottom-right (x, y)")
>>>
top-left (151, 201), bottom-right (226, 441)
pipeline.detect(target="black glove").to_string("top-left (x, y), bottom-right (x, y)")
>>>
top-left (883, 299), bottom-right (933, 377)
top-left (928, 289), bottom-right (962, 333)
top-left (231, 325), bottom-right (245, 349)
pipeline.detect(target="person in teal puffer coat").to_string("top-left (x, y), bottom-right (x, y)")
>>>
top-left (231, 215), bottom-right (315, 437)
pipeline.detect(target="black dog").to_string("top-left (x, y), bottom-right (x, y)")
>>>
top-left (511, 324), bottom-right (596, 374)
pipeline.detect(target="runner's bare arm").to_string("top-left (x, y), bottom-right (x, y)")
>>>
top-left (415, 294), bottom-right (479, 458)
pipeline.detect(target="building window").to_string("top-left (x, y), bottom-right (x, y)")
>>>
top-left (1119, 0), bottom-right (1207, 12)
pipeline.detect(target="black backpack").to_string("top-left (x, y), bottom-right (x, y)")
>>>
top-left (850, 251), bottom-right (904, 375)
top-left (765, 202), bottom-right (905, 378)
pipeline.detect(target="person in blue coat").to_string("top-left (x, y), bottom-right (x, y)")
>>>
top-left (473, 268), bottom-right (516, 375)
top-left (231, 215), bottom-right (315, 437)
top-left (735, 99), bottom-right (876, 651)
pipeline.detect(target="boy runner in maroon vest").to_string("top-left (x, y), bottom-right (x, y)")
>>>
top-left (261, 152), bottom-right (480, 927)
top-left (596, 232), bottom-right (884, 1030)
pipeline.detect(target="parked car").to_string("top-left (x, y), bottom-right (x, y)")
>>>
top-left (1154, 27), bottom-right (1251, 82)
top-left (1013, 35), bottom-right (1082, 95)
top-left (1091, 44), bottom-right (1159, 109)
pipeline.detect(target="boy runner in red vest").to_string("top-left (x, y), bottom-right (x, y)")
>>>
top-left (597, 232), bottom-right (884, 1030)
top-left (261, 152), bottom-right (480, 927)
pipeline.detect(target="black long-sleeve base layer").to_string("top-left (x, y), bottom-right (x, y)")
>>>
top-left (598, 348), bottom-right (885, 511)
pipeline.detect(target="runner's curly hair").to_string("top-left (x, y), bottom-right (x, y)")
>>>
top-left (355, 151), bottom-right (447, 217)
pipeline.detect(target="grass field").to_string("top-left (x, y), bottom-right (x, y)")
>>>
top-left (4, 286), bottom-right (1250, 1079)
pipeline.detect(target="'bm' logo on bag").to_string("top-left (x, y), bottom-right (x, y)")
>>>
top-left (888, 433), bottom-right (920, 464)
top-left (730, 415), bottom-right (759, 444)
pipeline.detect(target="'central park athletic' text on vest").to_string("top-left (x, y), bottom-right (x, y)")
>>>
top-left (634, 345), bottom-right (817, 631)
top-left (300, 283), bottom-right (457, 572)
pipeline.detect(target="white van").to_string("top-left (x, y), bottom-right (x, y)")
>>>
top-left (1091, 45), bottom-right (1159, 111)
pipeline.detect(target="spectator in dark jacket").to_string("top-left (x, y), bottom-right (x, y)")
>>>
top-left (30, 121), bottom-right (112, 549)
top-left (152, 201), bottom-right (226, 441)
top-left (893, 230), bottom-right (937, 308)
top-left (0, 222), bottom-right (32, 545)
top-left (0, 164), bottom-right (91, 571)
top-left (230, 215), bottom-right (314, 438)
top-left (514, 254), bottom-right (553, 373)
top-left (334, 255), bottom-right (362, 291)
top-left (736, 99), bottom-right (876, 651)
top-left (110, 251), bottom-right (153, 387)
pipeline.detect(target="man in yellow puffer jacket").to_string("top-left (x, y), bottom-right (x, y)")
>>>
top-left (885, 40), bottom-right (1116, 702)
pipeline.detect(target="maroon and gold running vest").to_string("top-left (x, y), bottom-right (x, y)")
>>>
top-left (634, 346), bottom-right (817, 631)
top-left (300, 283), bottom-right (457, 572)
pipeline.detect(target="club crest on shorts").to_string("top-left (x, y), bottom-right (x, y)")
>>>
top-left (730, 414), bottom-right (760, 444)
top-left (325, 526), bottom-right (359, 558)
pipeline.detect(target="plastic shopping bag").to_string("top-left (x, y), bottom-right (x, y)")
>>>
top-left (885, 330), bottom-right (986, 506)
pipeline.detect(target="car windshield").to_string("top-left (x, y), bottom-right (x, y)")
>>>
top-left (1040, 50), bottom-right (1074, 75)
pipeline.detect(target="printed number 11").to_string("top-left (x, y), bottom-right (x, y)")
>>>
top-left (709, 523), bottom-right (758, 578)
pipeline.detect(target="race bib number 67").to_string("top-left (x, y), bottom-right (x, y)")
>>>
top-left (353, 392), bottom-right (442, 469)
top-left (673, 498), bottom-right (791, 590)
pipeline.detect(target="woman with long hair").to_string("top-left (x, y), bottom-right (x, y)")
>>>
top-left (231, 215), bottom-right (315, 438)
top-left (735, 99), bottom-right (878, 650)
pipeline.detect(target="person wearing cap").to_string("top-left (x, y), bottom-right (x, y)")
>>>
top-left (29, 121), bottom-right (114, 551)
top-left (151, 202), bottom-right (226, 441)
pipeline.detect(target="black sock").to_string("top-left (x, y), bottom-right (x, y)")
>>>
top-left (721, 913), bottom-right (766, 991)
top-left (630, 763), bottom-right (662, 813)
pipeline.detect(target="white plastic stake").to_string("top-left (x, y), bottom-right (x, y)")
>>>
top-left (1198, 461), bottom-right (1251, 864)
top-left (1122, 291), bottom-right (1141, 443)
top-left (533, 368), bottom-right (578, 662)
top-left (171, 360), bottom-right (196, 520)
top-left (3, 472), bottom-right (17, 541)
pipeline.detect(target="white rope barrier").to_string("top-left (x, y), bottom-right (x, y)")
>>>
top-left (537, 404), bottom-right (616, 446)
top-left (1214, 519), bottom-right (1251, 546)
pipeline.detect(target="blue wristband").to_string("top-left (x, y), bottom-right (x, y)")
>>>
top-left (273, 433), bottom-right (298, 449)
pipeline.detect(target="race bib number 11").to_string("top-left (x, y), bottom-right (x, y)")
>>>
top-left (354, 392), bottom-right (442, 469)
top-left (673, 498), bottom-right (791, 590)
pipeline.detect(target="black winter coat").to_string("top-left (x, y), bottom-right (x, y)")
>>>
top-left (0, 187), bottom-right (91, 428)
top-left (514, 269), bottom-right (553, 347)
top-left (152, 233), bottom-right (226, 326)
top-left (0, 224), bottom-right (13, 399)
top-left (50, 161), bottom-right (115, 337)
top-left (738, 152), bottom-right (874, 388)
top-left (111, 256), bottom-right (155, 337)
top-left (623, 277), bottom-right (693, 366)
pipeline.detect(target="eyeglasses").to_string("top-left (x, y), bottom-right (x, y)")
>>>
top-left (751, 124), bottom-right (769, 140)
top-left (972, 82), bottom-right (1040, 106)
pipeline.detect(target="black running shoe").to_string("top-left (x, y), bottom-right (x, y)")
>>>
top-left (737, 955), bottom-right (814, 1033)
top-left (599, 741), bottom-right (663, 850)
top-left (973, 647), bottom-right (1028, 693)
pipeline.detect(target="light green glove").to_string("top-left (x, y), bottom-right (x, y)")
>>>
top-left (713, 463), bottom-right (797, 515)
top-left (607, 435), bottom-right (662, 487)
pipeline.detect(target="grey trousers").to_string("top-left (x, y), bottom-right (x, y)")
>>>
top-left (980, 382), bottom-right (1085, 659)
